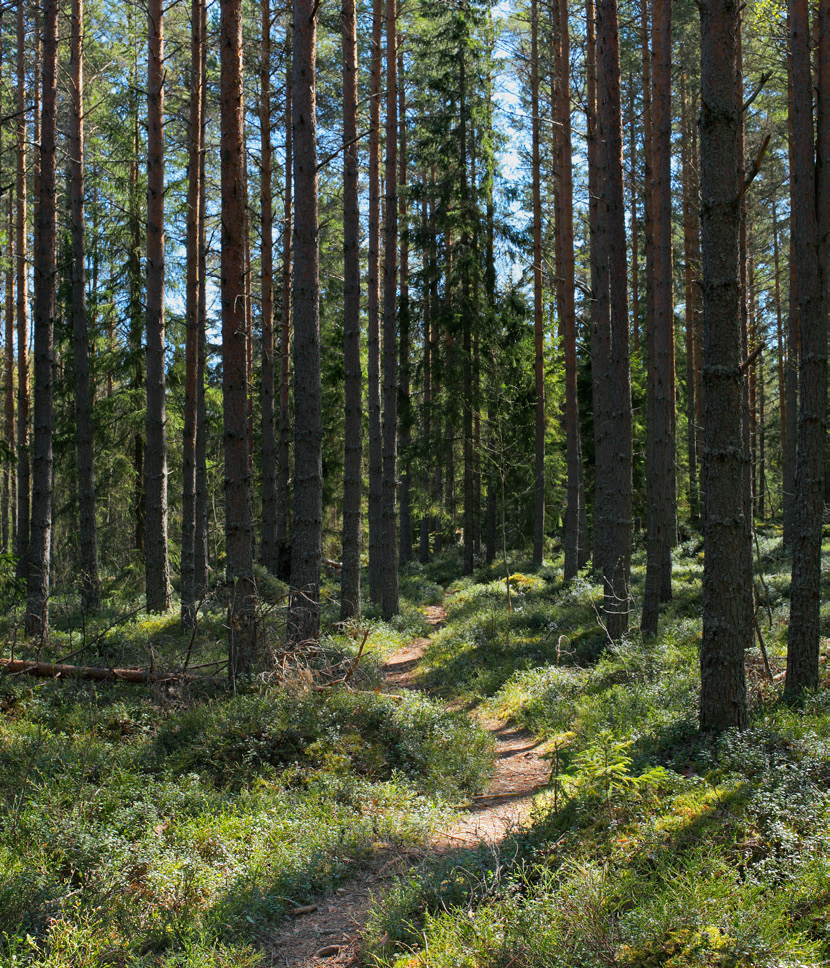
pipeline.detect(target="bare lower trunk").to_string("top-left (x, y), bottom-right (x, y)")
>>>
top-left (587, 0), bottom-right (609, 576)
top-left (681, 74), bottom-right (699, 529)
top-left (276, 38), bottom-right (292, 583)
top-left (181, 0), bottom-right (204, 627)
top-left (461, 52), bottom-right (474, 577)
top-left (786, 0), bottom-right (827, 697)
top-left (15, 0), bottom-right (29, 580)
top-left (3, 191), bottom-right (13, 554)
top-left (772, 202), bottom-right (786, 513)
top-left (629, 84), bottom-right (640, 359)
top-left (783, 61), bottom-right (799, 546)
top-left (398, 49), bottom-right (412, 570)
top-left (340, 0), bottom-right (362, 620)
top-left (698, 0), bottom-right (751, 730)
top-left (597, 0), bottom-right (633, 639)
top-left (419, 195), bottom-right (432, 565)
top-left (642, 0), bottom-right (674, 636)
top-left (367, 0), bottom-right (383, 602)
top-left (145, 0), bottom-right (172, 612)
top-left (381, 0), bottom-right (399, 619)
top-left (69, 0), bottom-right (100, 614)
top-left (221, 0), bottom-right (258, 670)
top-left (259, 0), bottom-right (279, 577)
top-left (194, 0), bottom-right (209, 594)
top-left (26, 0), bottom-right (58, 637)
top-left (558, 0), bottom-right (585, 581)
top-left (531, 0), bottom-right (545, 567)
top-left (288, 0), bottom-right (322, 644)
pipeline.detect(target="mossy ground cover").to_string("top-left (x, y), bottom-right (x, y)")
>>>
top-left (366, 531), bottom-right (830, 967)
top-left (0, 573), bottom-right (491, 968)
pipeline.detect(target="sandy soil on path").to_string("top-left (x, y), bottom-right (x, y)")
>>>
top-left (266, 603), bottom-right (549, 967)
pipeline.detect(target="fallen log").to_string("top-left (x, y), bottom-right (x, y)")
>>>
top-left (0, 658), bottom-right (222, 684)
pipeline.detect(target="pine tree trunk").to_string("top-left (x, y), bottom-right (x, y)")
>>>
top-left (749, 254), bottom-right (757, 508)
top-left (221, 0), bottom-right (258, 670)
top-left (26, 0), bottom-right (58, 637)
top-left (340, 0), bottom-right (362, 620)
top-left (69, 0), bottom-right (100, 614)
top-left (772, 201), bottom-right (787, 511)
top-left (419, 193), bottom-right (432, 565)
top-left (629, 85), bottom-right (640, 360)
top-left (431, 185), bottom-right (444, 556)
top-left (398, 49), bottom-right (413, 570)
top-left (15, 0), bottom-right (29, 580)
top-left (484, 137), bottom-right (497, 567)
top-left (243, 167), bottom-right (256, 566)
top-left (642, 0), bottom-right (674, 636)
top-left (0, 30), bottom-right (7, 554)
top-left (691, 97), bottom-right (705, 529)
top-left (786, 0), bottom-right (827, 697)
top-left (531, 0), bottom-right (545, 567)
top-left (3, 188), bottom-right (13, 554)
top-left (195, 0), bottom-right (209, 594)
top-left (641, 0), bottom-right (654, 397)
top-left (759, 338), bottom-right (766, 520)
top-left (819, 0), bottom-right (830, 506)
top-left (681, 74), bottom-right (699, 529)
top-left (145, 0), bottom-right (172, 612)
top-left (736, 24), bottom-right (752, 568)
top-left (367, 0), bottom-right (383, 601)
top-left (783, 59), bottom-right (799, 546)
top-left (597, 0), bottom-right (633, 639)
top-left (587, 0), bottom-right (609, 576)
top-left (698, 0), bottom-right (751, 730)
top-left (259, 0), bottom-right (279, 576)
top-left (288, 0), bottom-right (322, 644)
top-left (461, 51), bottom-right (474, 577)
top-left (276, 37), bottom-right (292, 583)
top-left (181, 0), bottom-right (204, 627)
top-left (558, 0), bottom-right (586, 581)
top-left (381, 0), bottom-right (399, 619)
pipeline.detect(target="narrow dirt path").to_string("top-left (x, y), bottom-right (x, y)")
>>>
top-left (266, 603), bottom-right (548, 967)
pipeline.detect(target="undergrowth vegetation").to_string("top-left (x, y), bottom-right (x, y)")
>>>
top-left (0, 574), bottom-right (490, 968)
top-left (365, 531), bottom-right (830, 967)
top-left (2, 531), bottom-right (829, 967)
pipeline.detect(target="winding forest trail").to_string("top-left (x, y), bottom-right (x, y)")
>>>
top-left (266, 603), bottom-right (549, 967)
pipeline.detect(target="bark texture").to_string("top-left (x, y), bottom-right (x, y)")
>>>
top-left (681, 74), bottom-right (700, 528)
top-left (288, 0), bottom-right (323, 644)
top-left (194, 0), bottom-right (209, 595)
top-left (641, 0), bottom-right (674, 636)
top-left (276, 38), bottom-right (292, 582)
top-left (26, 0), bottom-right (58, 637)
top-left (698, 0), bottom-right (751, 730)
top-left (340, 0), bottom-right (362, 620)
top-left (221, 0), bottom-right (258, 671)
top-left (786, 0), bottom-right (827, 697)
top-left (69, 0), bottom-right (100, 613)
top-left (531, 0), bottom-right (545, 567)
top-left (596, 0), bottom-right (633, 639)
top-left (557, 0), bottom-right (586, 580)
top-left (145, 0), bottom-right (172, 612)
top-left (15, 0), bottom-right (29, 579)
top-left (181, 0), bottom-right (204, 628)
top-left (398, 49), bottom-right (413, 570)
top-left (259, 0), bottom-right (279, 576)
top-left (3, 188), bottom-right (13, 554)
top-left (367, 0), bottom-right (383, 603)
top-left (381, 0), bottom-right (399, 619)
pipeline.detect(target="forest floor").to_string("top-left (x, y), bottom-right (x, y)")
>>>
top-left (4, 534), bottom-right (830, 968)
top-left (266, 603), bottom-right (550, 967)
